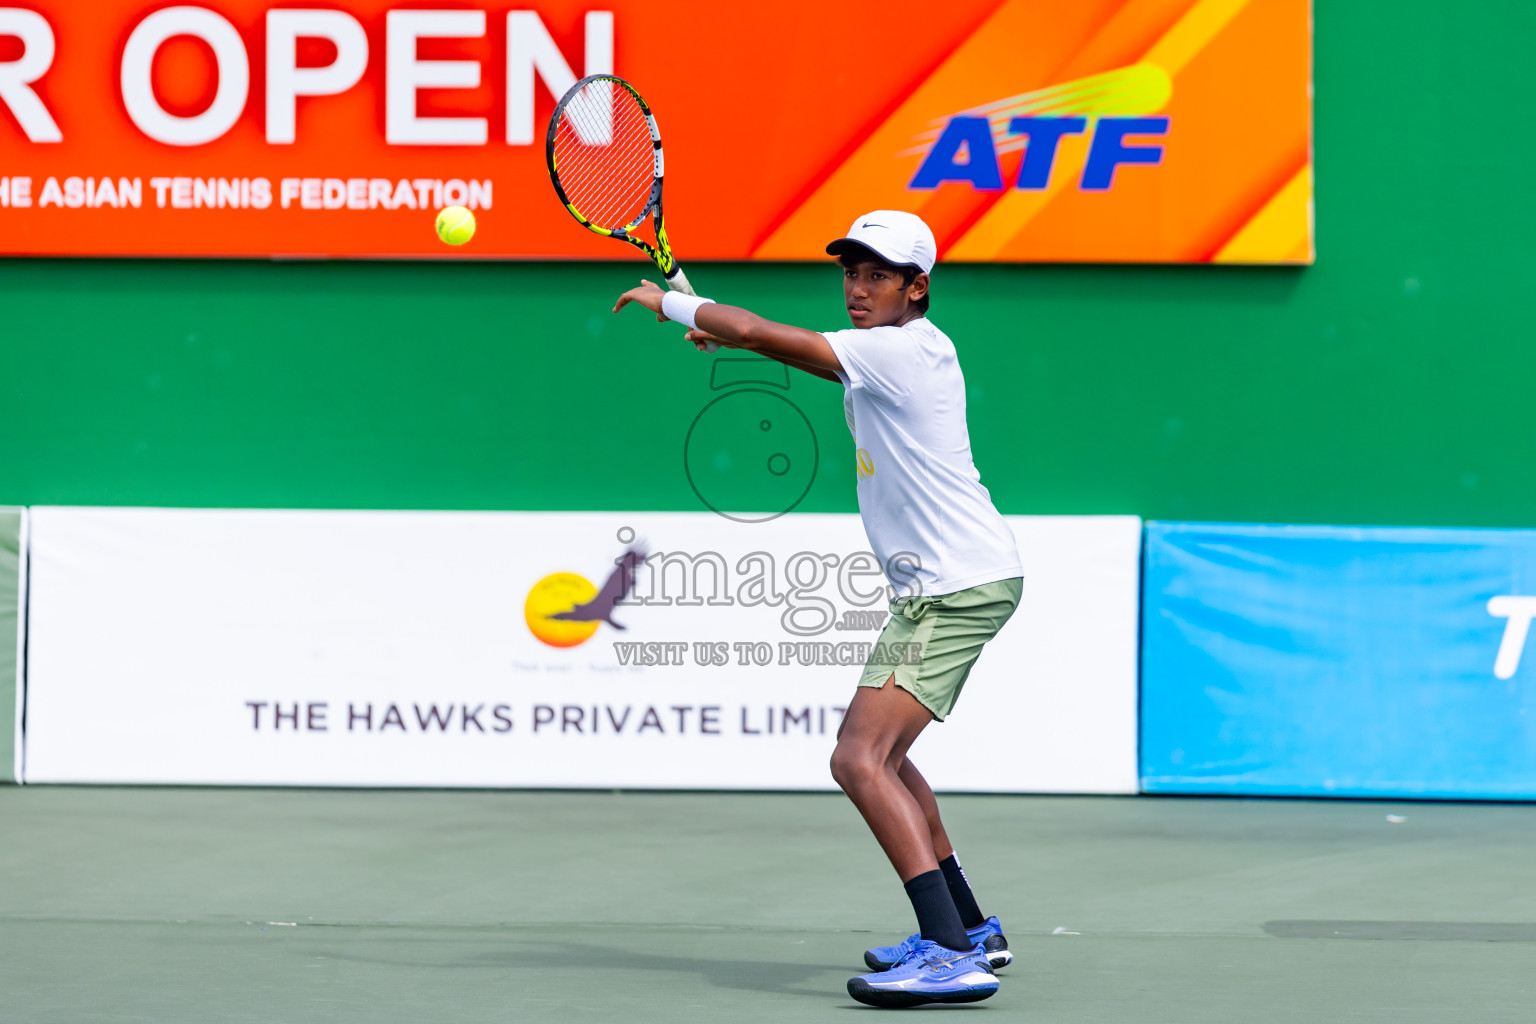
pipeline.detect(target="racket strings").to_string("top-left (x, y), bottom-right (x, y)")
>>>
top-left (555, 103), bottom-right (650, 191)
top-left (556, 103), bottom-right (654, 227)
top-left (554, 128), bottom-right (649, 223)
top-left (553, 85), bottom-right (657, 232)
top-left (554, 127), bottom-right (651, 229)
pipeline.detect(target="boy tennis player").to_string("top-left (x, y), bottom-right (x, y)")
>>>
top-left (614, 211), bottom-right (1022, 1008)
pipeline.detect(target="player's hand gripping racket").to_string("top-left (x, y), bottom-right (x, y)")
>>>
top-left (546, 74), bottom-right (719, 352)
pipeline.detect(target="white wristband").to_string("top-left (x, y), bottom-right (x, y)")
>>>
top-left (661, 291), bottom-right (715, 330)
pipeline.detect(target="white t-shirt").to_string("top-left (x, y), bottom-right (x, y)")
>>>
top-left (823, 317), bottom-right (1022, 597)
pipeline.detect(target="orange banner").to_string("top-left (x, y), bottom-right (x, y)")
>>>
top-left (0, 1), bottom-right (1311, 262)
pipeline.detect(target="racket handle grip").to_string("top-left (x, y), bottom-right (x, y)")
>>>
top-left (664, 266), bottom-right (696, 296)
top-left (666, 267), bottom-right (720, 352)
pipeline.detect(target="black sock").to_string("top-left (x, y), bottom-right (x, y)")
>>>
top-left (939, 853), bottom-right (986, 929)
top-left (903, 869), bottom-right (973, 952)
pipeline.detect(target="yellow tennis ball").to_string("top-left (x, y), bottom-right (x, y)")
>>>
top-left (435, 206), bottom-right (476, 246)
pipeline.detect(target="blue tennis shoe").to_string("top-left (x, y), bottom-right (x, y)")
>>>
top-left (864, 915), bottom-right (1012, 972)
top-left (847, 939), bottom-right (999, 1008)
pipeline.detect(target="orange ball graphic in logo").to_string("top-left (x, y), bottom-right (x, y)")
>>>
top-left (525, 572), bottom-right (600, 648)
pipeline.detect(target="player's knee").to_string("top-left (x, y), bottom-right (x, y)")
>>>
top-left (829, 742), bottom-right (878, 792)
top-left (828, 747), bottom-right (853, 789)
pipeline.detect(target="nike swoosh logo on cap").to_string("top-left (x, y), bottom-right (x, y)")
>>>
top-left (861, 222), bottom-right (887, 229)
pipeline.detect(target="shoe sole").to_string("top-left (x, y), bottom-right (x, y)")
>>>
top-left (847, 977), bottom-right (999, 1008)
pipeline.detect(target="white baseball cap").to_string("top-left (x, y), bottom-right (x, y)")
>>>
top-left (825, 210), bottom-right (937, 275)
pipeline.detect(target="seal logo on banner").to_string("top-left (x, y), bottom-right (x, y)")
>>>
top-left (524, 534), bottom-right (648, 648)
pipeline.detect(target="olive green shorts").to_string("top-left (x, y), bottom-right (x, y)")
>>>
top-left (856, 577), bottom-right (1023, 721)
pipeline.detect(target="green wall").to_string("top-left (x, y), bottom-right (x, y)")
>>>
top-left (2, 4), bottom-right (1533, 527)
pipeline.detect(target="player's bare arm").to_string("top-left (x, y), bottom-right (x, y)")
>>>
top-left (690, 337), bottom-right (842, 384)
top-left (613, 260), bottom-right (932, 386)
top-left (613, 279), bottom-right (841, 372)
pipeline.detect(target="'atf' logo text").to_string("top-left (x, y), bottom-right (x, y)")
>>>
top-left (906, 63), bottom-right (1174, 193)
top-left (911, 116), bottom-right (1169, 193)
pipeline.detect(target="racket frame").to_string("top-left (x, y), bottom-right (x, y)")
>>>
top-left (546, 74), bottom-right (692, 295)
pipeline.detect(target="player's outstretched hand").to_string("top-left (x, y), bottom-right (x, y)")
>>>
top-left (613, 279), bottom-right (668, 321)
top-left (685, 329), bottom-right (730, 352)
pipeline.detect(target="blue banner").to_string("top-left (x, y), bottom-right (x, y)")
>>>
top-left (1142, 522), bottom-right (1536, 799)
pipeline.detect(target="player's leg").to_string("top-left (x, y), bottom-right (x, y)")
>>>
top-left (834, 678), bottom-right (999, 1008)
top-left (897, 758), bottom-right (979, 922)
top-left (897, 756), bottom-right (954, 859)
top-left (897, 756), bottom-right (1012, 968)
top-left (852, 580), bottom-right (1023, 977)
top-left (830, 677), bottom-right (972, 951)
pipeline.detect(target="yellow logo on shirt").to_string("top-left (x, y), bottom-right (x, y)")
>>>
top-left (856, 448), bottom-right (875, 480)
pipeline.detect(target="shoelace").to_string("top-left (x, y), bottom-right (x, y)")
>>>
top-left (895, 941), bottom-right (979, 971)
top-left (894, 941), bottom-right (943, 969)
top-left (876, 933), bottom-right (923, 964)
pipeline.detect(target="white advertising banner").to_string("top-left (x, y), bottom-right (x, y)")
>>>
top-left (24, 507), bottom-right (1140, 791)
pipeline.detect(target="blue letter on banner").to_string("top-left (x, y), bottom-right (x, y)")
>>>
top-left (1008, 117), bottom-right (1086, 190)
top-left (910, 116), bottom-right (1004, 191)
top-left (1081, 117), bottom-right (1168, 190)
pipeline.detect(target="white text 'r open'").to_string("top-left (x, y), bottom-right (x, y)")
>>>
top-left (0, 8), bottom-right (614, 147)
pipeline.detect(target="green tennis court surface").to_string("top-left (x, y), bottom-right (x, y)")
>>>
top-left (2, 788), bottom-right (1532, 1022)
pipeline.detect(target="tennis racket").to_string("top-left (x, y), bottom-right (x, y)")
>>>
top-left (546, 74), bottom-right (718, 351)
